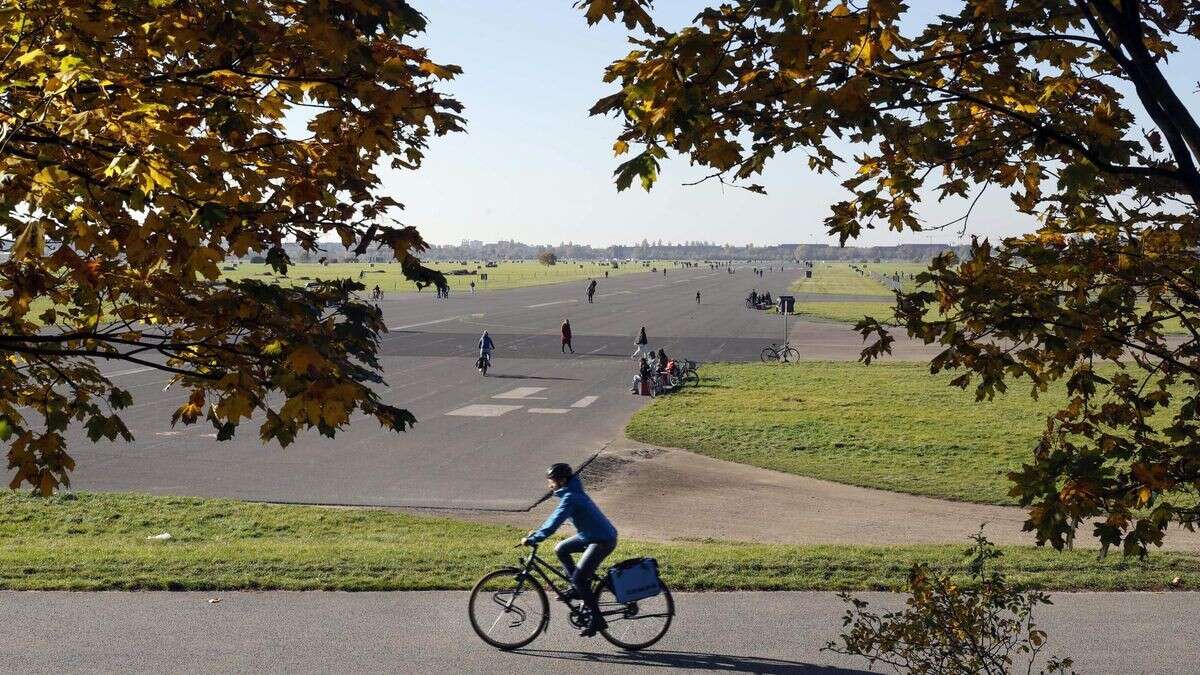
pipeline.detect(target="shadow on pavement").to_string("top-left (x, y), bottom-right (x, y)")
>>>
top-left (515, 649), bottom-right (867, 673)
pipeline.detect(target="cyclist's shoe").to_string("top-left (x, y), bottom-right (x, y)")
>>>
top-left (579, 616), bottom-right (607, 638)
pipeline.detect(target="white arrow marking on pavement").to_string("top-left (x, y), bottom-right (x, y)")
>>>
top-left (492, 387), bottom-right (547, 400)
top-left (526, 300), bottom-right (577, 308)
top-left (571, 396), bottom-right (599, 408)
top-left (528, 408), bottom-right (570, 414)
top-left (446, 404), bottom-right (523, 417)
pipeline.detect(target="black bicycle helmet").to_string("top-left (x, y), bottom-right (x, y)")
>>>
top-left (546, 462), bottom-right (572, 482)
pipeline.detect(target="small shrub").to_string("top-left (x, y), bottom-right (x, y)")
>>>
top-left (825, 529), bottom-right (1073, 674)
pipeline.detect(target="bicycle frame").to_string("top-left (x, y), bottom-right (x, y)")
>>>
top-left (516, 547), bottom-right (577, 601)
top-left (513, 545), bottom-right (629, 621)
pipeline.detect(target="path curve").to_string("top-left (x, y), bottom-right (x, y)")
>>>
top-left (421, 443), bottom-right (1200, 554)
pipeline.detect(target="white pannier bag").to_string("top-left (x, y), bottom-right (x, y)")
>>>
top-left (607, 557), bottom-right (662, 603)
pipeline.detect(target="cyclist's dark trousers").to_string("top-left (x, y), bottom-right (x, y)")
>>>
top-left (556, 535), bottom-right (616, 619)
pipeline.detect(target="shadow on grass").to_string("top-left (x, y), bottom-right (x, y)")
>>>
top-left (515, 649), bottom-right (866, 673)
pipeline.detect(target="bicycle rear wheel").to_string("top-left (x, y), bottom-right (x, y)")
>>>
top-left (683, 370), bottom-right (700, 387)
top-left (468, 567), bottom-right (549, 650)
top-left (759, 347), bottom-right (778, 363)
top-left (781, 346), bottom-right (800, 363)
top-left (596, 579), bottom-right (674, 651)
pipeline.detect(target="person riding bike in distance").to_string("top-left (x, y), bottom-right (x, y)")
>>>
top-left (478, 330), bottom-right (495, 370)
top-left (521, 463), bottom-right (618, 638)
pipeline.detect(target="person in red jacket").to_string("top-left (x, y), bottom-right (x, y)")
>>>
top-left (561, 319), bottom-right (574, 354)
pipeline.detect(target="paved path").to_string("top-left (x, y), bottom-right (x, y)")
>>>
top-left (2, 590), bottom-right (1195, 673)
top-left (63, 265), bottom-right (936, 509)
top-left (415, 445), bottom-right (1200, 552)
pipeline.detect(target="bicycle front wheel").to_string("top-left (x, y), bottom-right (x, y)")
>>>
top-left (596, 579), bottom-right (674, 651)
top-left (781, 346), bottom-right (800, 363)
top-left (759, 347), bottom-right (778, 363)
top-left (684, 370), bottom-right (700, 387)
top-left (468, 567), bottom-right (549, 650)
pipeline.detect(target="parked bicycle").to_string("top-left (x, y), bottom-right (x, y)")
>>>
top-left (675, 358), bottom-right (701, 387)
top-left (760, 342), bottom-right (799, 363)
top-left (468, 543), bottom-right (674, 651)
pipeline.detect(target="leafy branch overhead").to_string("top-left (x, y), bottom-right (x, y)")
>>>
top-left (0, 0), bottom-right (461, 493)
top-left (580, 0), bottom-right (1200, 555)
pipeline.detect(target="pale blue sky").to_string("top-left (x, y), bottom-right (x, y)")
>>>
top-left (382, 2), bottom-right (1195, 248)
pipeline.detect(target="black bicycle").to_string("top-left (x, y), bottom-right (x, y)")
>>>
top-left (468, 543), bottom-right (674, 651)
top-left (760, 341), bottom-right (800, 363)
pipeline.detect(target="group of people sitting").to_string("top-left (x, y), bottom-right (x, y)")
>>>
top-left (746, 289), bottom-right (774, 309)
top-left (630, 348), bottom-right (678, 395)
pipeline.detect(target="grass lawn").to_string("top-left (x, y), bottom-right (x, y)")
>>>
top-left (793, 299), bottom-right (897, 324)
top-left (859, 261), bottom-right (934, 294)
top-left (791, 263), bottom-right (893, 297)
top-left (222, 260), bottom-right (656, 295)
top-left (626, 362), bottom-right (1132, 505)
top-left (19, 259), bottom-right (666, 325)
top-left (1, 491), bottom-right (1194, 592)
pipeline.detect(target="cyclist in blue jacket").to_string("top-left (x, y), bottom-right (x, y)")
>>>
top-left (477, 331), bottom-right (495, 370)
top-left (522, 462), bottom-right (618, 637)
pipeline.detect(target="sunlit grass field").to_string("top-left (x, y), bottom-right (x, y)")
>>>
top-left (222, 259), bottom-right (658, 294)
top-left (790, 262), bottom-right (894, 296)
top-left (793, 299), bottom-right (898, 325)
top-left (859, 261), bottom-right (934, 293)
top-left (1, 491), bottom-right (1193, 591)
top-left (627, 362), bottom-right (1144, 505)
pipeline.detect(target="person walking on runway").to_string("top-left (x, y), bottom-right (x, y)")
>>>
top-left (631, 326), bottom-right (648, 359)
top-left (561, 319), bottom-right (574, 354)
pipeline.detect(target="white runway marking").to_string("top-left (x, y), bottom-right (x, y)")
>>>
top-left (528, 408), bottom-right (570, 414)
top-left (102, 367), bottom-right (152, 377)
top-left (571, 396), bottom-right (599, 408)
top-left (390, 316), bottom-right (462, 330)
top-left (526, 300), bottom-right (577, 308)
top-left (446, 404), bottom-right (522, 417)
top-left (587, 344), bottom-right (608, 354)
top-left (493, 387), bottom-right (547, 400)
top-left (154, 431), bottom-right (181, 437)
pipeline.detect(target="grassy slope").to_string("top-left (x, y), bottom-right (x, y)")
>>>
top-left (1, 492), bottom-right (1194, 592)
top-left (627, 362), bottom-right (1094, 505)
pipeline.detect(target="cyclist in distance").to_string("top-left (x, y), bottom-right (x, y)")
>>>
top-left (522, 463), bottom-right (618, 637)
top-left (478, 330), bottom-right (495, 370)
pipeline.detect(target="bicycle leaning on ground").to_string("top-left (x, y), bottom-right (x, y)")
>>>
top-left (760, 341), bottom-right (800, 363)
top-left (468, 542), bottom-right (674, 651)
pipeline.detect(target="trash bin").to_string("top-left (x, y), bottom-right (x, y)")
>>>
top-left (805, 270), bottom-right (812, 278)
top-left (778, 295), bottom-right (795, 313)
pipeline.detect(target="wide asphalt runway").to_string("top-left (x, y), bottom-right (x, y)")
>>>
top-left (67, 265), bottom-right (912, 509)
top-left (3, 590), bottom-right (1196, 673)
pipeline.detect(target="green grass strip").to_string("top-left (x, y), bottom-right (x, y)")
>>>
top-left (0, 492), bottom-right (1194, 592)
top-left (627, 362), bottom-right (1114, 505)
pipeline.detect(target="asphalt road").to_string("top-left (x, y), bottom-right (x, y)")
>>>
top-left (67, 265), bottom-right (917, 509)
top-left (3, 590), bottom-right (1195, 673)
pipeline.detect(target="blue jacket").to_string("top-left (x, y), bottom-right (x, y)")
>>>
top-left (479, 334), bottom-right (494, 351)
top-left (528, 477), bottom-right (617, 544)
